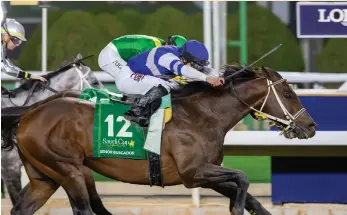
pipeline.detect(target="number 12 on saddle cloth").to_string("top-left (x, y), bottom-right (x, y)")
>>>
top-left (79, 88), bottom-right (172, 159)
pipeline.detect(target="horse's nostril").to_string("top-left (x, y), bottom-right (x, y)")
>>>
top-left (309, 123), bottom-right (317, 131)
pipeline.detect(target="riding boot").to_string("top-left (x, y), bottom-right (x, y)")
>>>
top-left (125, 85), bottom-right (169, 126)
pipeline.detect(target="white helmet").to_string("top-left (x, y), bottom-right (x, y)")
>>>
top-left (1, 18), bottom-right (27, 41)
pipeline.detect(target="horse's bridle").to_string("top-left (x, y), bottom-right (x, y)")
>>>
top-left (6, 63), bottom-right (92, 107)
top-left (73, 63), bottom-right (92, 89)
top-left (230, 77), bottom-right (307, 134)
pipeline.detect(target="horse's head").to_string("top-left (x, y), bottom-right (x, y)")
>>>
top-left (223, 64), bottom-right (317, 139)
top-left (44, 54), bottom-right (105, 91)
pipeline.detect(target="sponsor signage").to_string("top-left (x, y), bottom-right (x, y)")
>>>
top-left (296, 2), bottom-right (347, 38)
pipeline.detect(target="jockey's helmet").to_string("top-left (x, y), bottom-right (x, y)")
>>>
top-left (167, 35), bottom-right (187, 48)
top-left (1, 18), bottom-right (27, 42)
top-left (179, 40), bottom-right (210, 71)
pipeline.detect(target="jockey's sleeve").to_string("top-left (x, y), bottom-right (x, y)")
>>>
top-left (1, 59), bottom-right (31, 79)
top-left (158, 53), bottom-right (207, 81)
top-left (203, 66), bottom-right (220, 78)
top-left (1, 44), bottom-right (31, 79)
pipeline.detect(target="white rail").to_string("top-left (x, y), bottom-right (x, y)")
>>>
top-left (224, 131), bottom-right (347, 146)
top-left (2, 71), bottom-right (347, 84)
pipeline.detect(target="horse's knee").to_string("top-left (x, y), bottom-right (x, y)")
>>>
top-left (178, 173), bottom-right (197, 189)
top-left (235, 170), bottom-right (249, 190)
top-left (175, 165), bottom-right (203, 189)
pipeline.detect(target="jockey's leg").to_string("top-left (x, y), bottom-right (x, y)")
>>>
top-left (116, 72), bottom-right (172, 125)
top-left (98, 42), bottom-right (125, 84)
top-left (126, 83), bottom-right (169, 115)
top-left (117, 71), bottom-right (171, 95)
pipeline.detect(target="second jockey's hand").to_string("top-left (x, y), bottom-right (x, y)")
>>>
top-left (31, 74), bottom-right (47, 82)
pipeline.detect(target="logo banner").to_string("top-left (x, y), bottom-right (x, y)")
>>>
top-left (296, 2), bottom-right (347, 38)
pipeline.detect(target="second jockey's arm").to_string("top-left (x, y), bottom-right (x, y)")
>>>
top-left (158, 53), bottom-right (207, 81)
top-left (203, 66), bottom-right (221, 78)
top-left (2, 59), bottom-right (47, 82)
top-left (200, 67), bottom-right (225, 86)
top-left (1, 58), bottom-right (32, 79)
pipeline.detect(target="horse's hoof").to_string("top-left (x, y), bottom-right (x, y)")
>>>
top-left (231, 208), bottom-right (244, 215)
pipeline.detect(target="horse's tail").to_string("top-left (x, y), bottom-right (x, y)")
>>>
top-left (1, 106), bottom-right (32, 151)
top-left (1, 90), bottom-right (82, 151)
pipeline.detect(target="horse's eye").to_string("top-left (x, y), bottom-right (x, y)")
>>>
top-left (92, 80), bottom-right (99, 86)
top-left (283, 90), bottom-right (293, 99)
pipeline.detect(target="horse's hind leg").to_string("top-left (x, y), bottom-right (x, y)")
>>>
top-left (1, 144), bottom-right (23, 205)
top-left (82, 167), bottom-right (112, 215)
top-left (10, 157), bottom-right (59, 215)
top-left (59, 164), bottom-right (93, 215)
top-left (194, 163), bottom-right (250, 215)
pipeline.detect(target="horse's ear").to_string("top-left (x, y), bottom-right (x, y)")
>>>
top-left (75, 53), bottom-right (83, 61)
top-left (261, 66), bottom-right (271, 80)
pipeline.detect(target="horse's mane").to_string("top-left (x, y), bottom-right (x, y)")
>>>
top-left (10, 63), bottom-right (77, 95)
top-left (171, 63), bottom-right (266, 99)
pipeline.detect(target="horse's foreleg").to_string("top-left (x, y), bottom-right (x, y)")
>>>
top-left (194, 163), bottom-right (250, 215)
top-left (1, 145), bottom-right (23, 205)
top-left (201, 182), bottom-right (271, 215)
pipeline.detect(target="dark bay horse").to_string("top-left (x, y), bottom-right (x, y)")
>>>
top-left (2, 65), bottom-right (317, 215)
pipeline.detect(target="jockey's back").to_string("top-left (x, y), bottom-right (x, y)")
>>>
top-left (111, 35), bottom-right (165, 62)
top-left (127, 46), bottom-right (182, 77)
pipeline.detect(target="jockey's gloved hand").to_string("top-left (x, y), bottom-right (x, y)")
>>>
top-left (207, 77), bottom-right (225, 87)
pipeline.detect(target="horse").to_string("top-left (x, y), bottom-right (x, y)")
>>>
top-left (0, 54), bottom-right (105, 208)
top-left (1, 64), bottom-right (317, 215)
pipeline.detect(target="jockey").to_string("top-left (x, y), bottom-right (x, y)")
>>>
top-left (1, 18), bottom-right (47, 93)
top-left (98, 34), bottom-right (187, 83)
top-left (98, 34), bottom-right (220, 94)
top-left (124, 40), bottom-right (225, 123)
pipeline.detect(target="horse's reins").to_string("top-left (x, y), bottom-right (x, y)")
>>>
top-left (6, 58), bottom-right (93, 107)
top-left (224, 44), bottom-right (283, 82)
top-left (40, 81), bottom-right (59, 93)
top-left (226, 44), bottom-right (307, 136)
top-left (8, 81), bottom-right (39, 107)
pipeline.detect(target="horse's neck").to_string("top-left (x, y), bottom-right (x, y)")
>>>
top-left (2, 89), bottom-right (34, 108)
top-left (224, 79), bottom-right (268, 130)
top-left (49, 69), bottom-right (81, 91)
top-left (206, 93), bottom-right (252, 132)
top-left (200, 78), bottom-right (267, 133)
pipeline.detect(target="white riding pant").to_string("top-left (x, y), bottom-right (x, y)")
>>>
top-left (98, 42), bottom-right (173, 96)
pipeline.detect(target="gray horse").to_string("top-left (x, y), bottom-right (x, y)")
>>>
top-left (1, 54), bottom-right (105, 206)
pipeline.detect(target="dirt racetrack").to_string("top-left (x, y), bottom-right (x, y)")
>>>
top-left (2, 183), bottom-right (347, 215)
